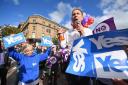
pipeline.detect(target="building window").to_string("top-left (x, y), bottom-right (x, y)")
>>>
top-left (42, 33), bottom-right (44, 36)
top-left (49, 29), bottom-right (51, 33)
top-left (46, 29), bottom-right (51, 33)
top-left (54, 25), bottom-right (56, 28)
top-left (49, 24), bottom-right (51, 27)
top-left (46, 29), bottom-right (49, 32)
top-left (32, 32), bottom-right (35, 38)
top-left (33, 19), bottom-right (36, 23)
top-left (33, 26), bottom-right (36, 30)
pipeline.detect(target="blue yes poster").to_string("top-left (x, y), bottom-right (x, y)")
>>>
top-left (41, 36), bottom-right (53, 47)
top-left (3, 32), bottom-right (26, 48)
top-left (66, 29), bottom-right (128, 79)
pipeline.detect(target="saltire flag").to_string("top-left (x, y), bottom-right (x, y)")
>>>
top-left (66, 29), bottom-right (128, 79)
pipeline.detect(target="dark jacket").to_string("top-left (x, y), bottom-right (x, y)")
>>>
top-left (0, 49), bottom-right (10, 69)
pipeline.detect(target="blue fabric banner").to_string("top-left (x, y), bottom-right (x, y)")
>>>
top-left (66, 38), bottom-right (96, 77)
top-left (66, 29), bottom-right (128, 79)
top-left (89, 29), bottom-right (128, 53)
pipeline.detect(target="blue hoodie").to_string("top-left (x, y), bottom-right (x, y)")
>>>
top-left (8, 47), bottom-right (51, 83)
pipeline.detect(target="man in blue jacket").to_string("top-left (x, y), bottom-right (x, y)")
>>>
top-left (8, 44), bottom-right (51, 85)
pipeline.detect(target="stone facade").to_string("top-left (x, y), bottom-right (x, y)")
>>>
top-left (18, 15), bottom-right (67, 39)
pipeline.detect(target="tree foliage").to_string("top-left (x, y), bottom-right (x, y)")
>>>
top-left (52, 36), bottom-right (59, 45)
top-left (1, 25), bottom-right (21, 37)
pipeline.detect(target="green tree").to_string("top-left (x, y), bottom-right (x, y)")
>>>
top-left (2, 25), bottom-right (21, 37)
top-left (52, 36), bottom-right (59, 45)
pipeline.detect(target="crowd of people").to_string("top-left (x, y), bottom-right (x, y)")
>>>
top-left (0, 8), bottom-right (128, 85)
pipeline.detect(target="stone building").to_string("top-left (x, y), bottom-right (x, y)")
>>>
top-left (18, 14), bottom-right (67, 41)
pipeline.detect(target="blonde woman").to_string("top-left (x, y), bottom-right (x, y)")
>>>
top-left (8, 44), bottom-right (51, 85)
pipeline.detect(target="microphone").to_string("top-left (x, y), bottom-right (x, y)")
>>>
top-left (74, 20), bottom-right (84, 35)
top-left (73, 20), bottom-right (82, 32)
top-left (75, 20), bottom-right (81, 25)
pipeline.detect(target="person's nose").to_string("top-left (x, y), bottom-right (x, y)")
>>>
top-left (74, 14), bottom-right (78, 17)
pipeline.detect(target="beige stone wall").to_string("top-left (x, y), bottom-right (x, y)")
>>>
top-left (19, 15), bottom-right (67, 39)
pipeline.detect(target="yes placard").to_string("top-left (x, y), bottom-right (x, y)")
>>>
top-left (66, 29), bottom-right (128, 79)
top-left (94, 50), bottom-right (128, 79)
top-left (41, 36), bottom-right (53, 47)
top-left (3, 32), bottom-right (26, 48)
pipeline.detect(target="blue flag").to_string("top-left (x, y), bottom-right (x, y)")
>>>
top-left (66, 37), bottom-right (96, 77)
top-left (66, 29), bottom-right (128, 79)
top-left (89, 29), bottom-right (128, 53)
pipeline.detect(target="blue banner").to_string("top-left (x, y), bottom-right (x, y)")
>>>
top-left (41, 36), bottom-right (53, 47)
top-left (3, 32), bottom-right (26, 48)
top-left (66, 29), bottom-right (128, 79)
top-left (93, 50), bottom-right (128, 79)
top-left (66, 38), bottom-right (96, 77)
top-left (89, 29), bottom-right (128, 53)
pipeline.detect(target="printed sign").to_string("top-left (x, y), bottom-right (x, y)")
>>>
top-left (41, 36), bottom-right (53, 47)
top-left (3, 32), bottom-right (26, 48)
top-left (66, 38), bottom-right (96, 77)
top-left (66, 29), bottom-right (128, 79)
top-left (94, 50), bottom-right (128, 79)
top-left (89, 29), bottom-right (128, 53)
top-left (93, 17), bottom-right (116, 34)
